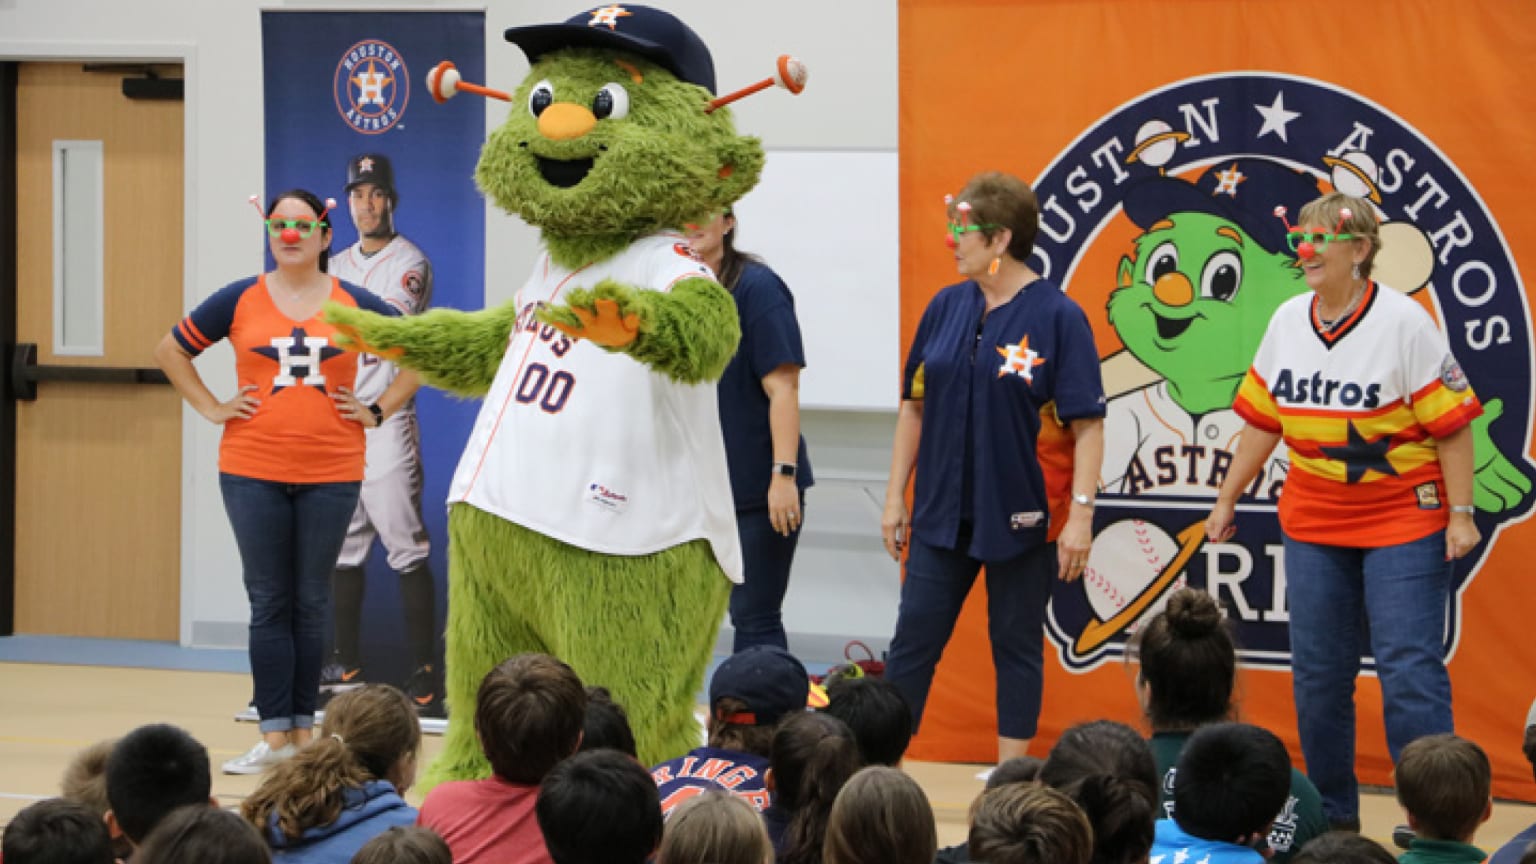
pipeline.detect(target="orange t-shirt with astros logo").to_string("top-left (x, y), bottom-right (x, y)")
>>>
top-left (171, 274), bottom-right (398, 484)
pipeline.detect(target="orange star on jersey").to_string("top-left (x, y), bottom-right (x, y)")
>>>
top-left (996, 336), bottom-right (1046, 382)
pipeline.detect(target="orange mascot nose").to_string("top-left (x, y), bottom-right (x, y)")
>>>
top-left (1153, 272), bottom-right (1195, 306)
top-left (538, 103), bottom-right (597, 141)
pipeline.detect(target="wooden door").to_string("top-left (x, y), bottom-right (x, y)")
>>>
top-left (12, 62), bottom-right (183, 639)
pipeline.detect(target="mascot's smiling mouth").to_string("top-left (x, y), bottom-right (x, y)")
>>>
top-left (1153, 311), bottom-right (1196, 340)
top-left (536, 155), bottom-right (595, 189)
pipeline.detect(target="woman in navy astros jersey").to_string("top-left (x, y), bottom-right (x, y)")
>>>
top-left (880, 171), bottom-right (1106, 763)
top-left (686, 210), bottom-right (813, 652)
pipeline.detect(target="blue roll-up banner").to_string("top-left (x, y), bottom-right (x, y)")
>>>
top-left (262, 10), bottom-right (485, 719)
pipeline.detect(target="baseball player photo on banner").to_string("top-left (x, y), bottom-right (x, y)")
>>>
top-left (262, 10), bottom-right (486, 716)
top-left (897, 0), bottom-right (1536, 797)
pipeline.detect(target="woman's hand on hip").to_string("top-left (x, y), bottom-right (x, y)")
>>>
top-left (1205, 499), bottom-right (1238, 543)
top-left (1446, 512), bottom-right (1481, 560)
top-left (767, 475), bottom-right (802, 538)
top-left (880, 497), bottom-right (910, 562)
top-left (1057, 513), bottom-right (1093, 582)
top-left (202, 385), bottom-right (260, 424)
top-left (332, 385), bottom-right (380, 428)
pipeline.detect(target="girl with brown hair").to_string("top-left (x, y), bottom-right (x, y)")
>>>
top-left (765, 712), bottom-right (861, 864)
top-left (657, 791), bottom-right (773, 864)
top-left (241, 685), bottom-right (421, 863)
top-left (822, 766), bottom-right (937, 864)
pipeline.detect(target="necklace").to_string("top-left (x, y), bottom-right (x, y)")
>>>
top-left (1317, 281), bottom-right (1365, 333)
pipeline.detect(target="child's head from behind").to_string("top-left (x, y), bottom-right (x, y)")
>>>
top-left (579, 686), bottom-right (638, 758)
top-left (1130, 588), bottom-right (1235, 731)
top-left (350, 826), bottom-right (453, 864)
top-left (133, 804), bottom-right (270, 864)
top-left (477, 653), bottom-right (586, 784)
top-left (2, 798), bottom-right (114, 864)
top-left (770, 711), bottom-right (860, 864)
top-left (1039, 720), bottom-right (1158, 864)
top-left (822, 677), bottom-right (913, 767)
top-left (104, 724), bottom-right (212, 846)
top-left (1172, 722), bottom-right (1290, 843)
top-left (60, 739), bottom-right (116, 817)
top-left (1290, 831), bottom-right (1398, 864)
top-left (969, 784), bottom-right (1092, 864)
top-left (323, 684), bottom-right (422, 788)
top-left (536, 749), bottom-right (663, 864)
top-left (1394, 734), bottom-right (1491, 842)
top-left (708, 646), bottom-right (810, 758)
top-left (656, 790), bottom-right (772, 864)
top-left (823, 766), bottom-right (936, 864)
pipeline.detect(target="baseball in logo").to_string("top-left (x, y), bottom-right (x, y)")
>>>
top-left (1034, 73), bottom-right (1535, 670)
top-left (334, 39), bottom-right (410, 134)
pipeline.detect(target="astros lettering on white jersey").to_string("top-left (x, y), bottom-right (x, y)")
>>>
top-left (447, 233), bottom-right (743, 583)
top-left (1233, 281), bottom-right (1482, 547)
top-left (331, 234), bottom-right (433, 406)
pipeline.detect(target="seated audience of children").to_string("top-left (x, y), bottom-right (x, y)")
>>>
top-left (417, 653), bottom-right (586, 864)
top-left (822, 765), bottom-right (936, 864)
top-left (349, 826), bottom-right (453, 864)
top-left (935, 757), bottom-right (1044, 864)
top-left (1153, 722), bottom-right (1292, 864)
top-left (241, 684), bottom-right (422, 863)
top-left (579, 686), bottom-right (638, 759)
top-left (135, 805), bottom-right (272, 864)
top-left (820, 677), bottom-right (913, 768)
top-left (1395, 734), bottom-right (1493, 864)
top-left (59, 738), bottom-right (132, 861)
top-left (104, 724), bottom-right (215, 854)
top-left (1038, 720), bottom-right (1158, 864)
top-left (655, 790), bottom-right (774, 864)
top-left (968, 784), bottom-right (1093, 864)
top-left (1290, 831), bottom-right (1398, 864)
top-left (2, 798), bottom-right (115, 864)
top-left (536, 749), bottom-right (664, 864)
top-left (764, 711), bottom-right (861, 864)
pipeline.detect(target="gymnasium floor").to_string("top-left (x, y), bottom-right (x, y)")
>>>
top-left (2, 639), bottom-right (1533, 852)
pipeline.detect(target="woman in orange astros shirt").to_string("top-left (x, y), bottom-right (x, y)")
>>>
top-left (154, 189), bottom-right (419, 775)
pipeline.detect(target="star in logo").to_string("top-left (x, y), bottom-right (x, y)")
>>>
top-left (996, 336), bottom-right (1046, 382)
top-left (358, 156), bottom-right (375, 174)
top-left (352, 60), bottom-right (393, 107)
top-left (1255, 90), bottom-right (1301, 143)
top-left (253, 327), bottom-right (344, 393)
top-left (1211, 163), bottom-right (1247, 197)
top-left (588, 4), bottom-right (633, 29)
top-left (1319, 420), bottom-right (1399, 483)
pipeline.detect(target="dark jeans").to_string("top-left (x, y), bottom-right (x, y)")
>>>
top-left (729, 502), bottom-right (803, 652)
top-left (883, 533), bottom-right (1054, 740)
top-left (220, 473), bottom-right (360, 734)
top-left (1284, 530), bottom-right (1455, 824)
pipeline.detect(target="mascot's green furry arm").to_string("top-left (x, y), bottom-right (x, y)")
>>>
top-left (326, 5), bottom-right (779, 785)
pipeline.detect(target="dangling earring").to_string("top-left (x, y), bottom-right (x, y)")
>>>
top-left (1351, 263), bottom-right (1361, 281)
top-left (988, 256), bottom-right (1001, 276)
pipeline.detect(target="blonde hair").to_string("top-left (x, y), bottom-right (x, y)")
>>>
top-left (823, 766), bottom-right (937, 864)
top-left (241, 685), bottom-right (421, 840)
top-left (60, 738), bottom-right (117, 816)
top-left (1296, 191), bottom-right (1382, 279)
top-left (657, 791), bottom-right (772, 864)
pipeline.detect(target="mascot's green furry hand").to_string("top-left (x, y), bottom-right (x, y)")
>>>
top-left (537, 276), bottom-right (740, 384)
top-left (325, 300), bottom-right (519, 398)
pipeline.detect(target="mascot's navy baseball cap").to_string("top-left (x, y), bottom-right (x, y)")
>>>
top-left (345, 153), bottom-right (396, 199)
top-left (709, 646), bottom-right (809, 726)
top-left (1123, 158), bottom-right (1324, 256)
top-left (503, 4), bottom-right (717, 95)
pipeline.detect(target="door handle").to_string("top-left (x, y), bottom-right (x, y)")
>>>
top-left (10, 342), bottom-right (170, 401)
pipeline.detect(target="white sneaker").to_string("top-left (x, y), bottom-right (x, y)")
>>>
top-left (222, 741), bottom-right (296, 775)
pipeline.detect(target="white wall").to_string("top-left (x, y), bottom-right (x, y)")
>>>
top-left (0, 0), bottom-right (902, 661)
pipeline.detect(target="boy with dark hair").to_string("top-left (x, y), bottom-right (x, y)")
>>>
top-left (1153, 723), bottom-right (1292, 864)
top-left (2, 798), bottom-right (115, 864)
top-left (651, 645), bottom-right (809, 816)
top-left (968, 784), bottom-right (1093, 864)
top-left (537, 750), bottom-right (664, 864)
top-left (1395, 734), bottom-right (1492, 864)
top-left (822, 676), bottom-right (913, 767)
top-left (104, 724), bottom-right (214, 850)
top-left (579, 686), bottom-right (638, 758)
top-left (418, 652), bottom-right (586, 864)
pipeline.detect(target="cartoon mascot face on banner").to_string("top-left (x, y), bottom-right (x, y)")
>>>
top-left (328, 4), bottom-right (804, 783)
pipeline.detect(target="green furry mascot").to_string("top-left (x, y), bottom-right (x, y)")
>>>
top-left (328, 5), bottom-right (770, 783)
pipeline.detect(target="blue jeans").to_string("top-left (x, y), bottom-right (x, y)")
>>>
top-left (729, 502), bottom-right (802, 653)
top-left (883, 534), bottom-right (1054, 740)
top-left (221, 474), bottom-right (360, 734)
top-left (1284, 530), bottom-right (1454, 823)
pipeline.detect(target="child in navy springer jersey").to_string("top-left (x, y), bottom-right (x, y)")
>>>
top-left (651, 646), bottom-right (810, 817)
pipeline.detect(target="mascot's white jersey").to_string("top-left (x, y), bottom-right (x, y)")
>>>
top-left (331, 235), bottom-right (433, 406)
top-left (447, 232), bottom-right (743, 583)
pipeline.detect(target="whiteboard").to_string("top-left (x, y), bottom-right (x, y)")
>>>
top-left (730, 149), bottom-right (900, 411)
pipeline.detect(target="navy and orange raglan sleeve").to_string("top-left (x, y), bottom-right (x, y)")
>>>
top-left (172, 277), bottom-right (258, 357)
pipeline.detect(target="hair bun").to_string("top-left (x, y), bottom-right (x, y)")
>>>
top-left (1165, 588), bottom-right (1222, 638)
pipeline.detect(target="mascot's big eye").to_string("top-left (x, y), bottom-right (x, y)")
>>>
top-left (1145, 241), bottom-right (1179, 286)
top-left (1200, 250), bottom-right (1243, 302)
top-left (592, 83), bottom-right (630, 120)
top-left (528, 80), bottom-right (554, 117)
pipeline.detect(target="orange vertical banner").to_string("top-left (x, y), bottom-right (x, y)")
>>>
top-left (898, 0), bottom-right (1536, 800)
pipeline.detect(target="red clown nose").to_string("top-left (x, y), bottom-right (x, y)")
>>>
top-left (1297, 241), bottom-right (1317, 260)
top-left (281, 227), bottom-right (302, 245)
top-left (944, 233), bottom-right (957, 250)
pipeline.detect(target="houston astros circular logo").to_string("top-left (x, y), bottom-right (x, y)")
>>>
top-left (1032, 72), bottom-right (1534, 671)
top-left (334, 39), bottom-right (409, 135)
